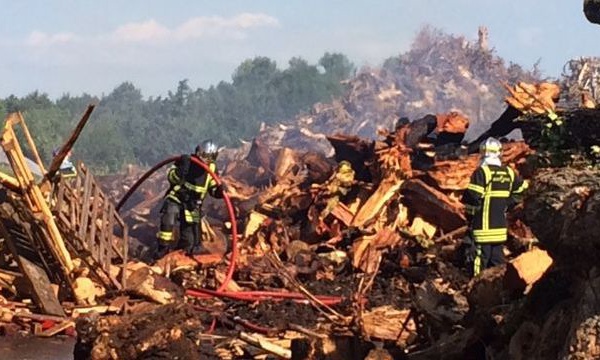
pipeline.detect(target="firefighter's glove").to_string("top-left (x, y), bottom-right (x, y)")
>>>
top-left (214, 183), bottom-right (226, 198)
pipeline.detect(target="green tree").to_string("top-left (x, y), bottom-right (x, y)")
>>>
top-left (319, 52), bottom-right (355, 81)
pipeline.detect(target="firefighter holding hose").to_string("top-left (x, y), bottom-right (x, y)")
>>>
top-left (155, 140), bottom-right (225, 259)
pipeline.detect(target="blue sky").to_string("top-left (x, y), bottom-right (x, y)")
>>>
top-left (0, 0), bottom-right (597, 99)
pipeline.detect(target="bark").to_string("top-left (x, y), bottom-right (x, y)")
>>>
top-left (524, 167), bottom-right (600, 267)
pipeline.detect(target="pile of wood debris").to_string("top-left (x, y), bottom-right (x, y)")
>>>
top-left (0, 36), bottom-right (599, 358)
top-left (64, 79), bottom-right (600, 359)
top-left (212, 26), bottom-right (543, 161)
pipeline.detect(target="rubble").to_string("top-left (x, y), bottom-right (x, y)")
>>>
top-left (1, 30), bottom-right (599, 360)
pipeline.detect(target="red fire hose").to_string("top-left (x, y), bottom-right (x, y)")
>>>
top-left (116, 155), bottom-right (238, 292)
top-left (116, 156), bottom-right (347, 308)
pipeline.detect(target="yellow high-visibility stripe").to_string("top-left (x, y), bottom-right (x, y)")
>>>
top-left (166, 192), bottom-right (181, 204)
top-left (182, 162), bottom-right (217, 194)
top-left (206, 162), bottom-right (217, 187)
top-left (513, 180), bottom-right (529, 194)
top-left (157, 231), bottom-right (174, 241)
top-left (184, 182), bottom-right (208, 193)
top-left (467, 183), bottom-right (485, 194)
top-left (507, 167), bottom-right (515, 183)
top-left (474, 245), bottom-right (482, 276)
top-left (474, 238), bottom-right (506, 244)
top-left (473, 228), bottom-right (507, 243)
top-left (482, 166), bottom-right (492, 230)
top-left (489, 190), bottom-right (511, 197)
top-left (168, 167), bottom-right (180, 182)
top-left (473, 228), bottom-right (507, 235)
top-left (183, 209), bottom-right (200, 223)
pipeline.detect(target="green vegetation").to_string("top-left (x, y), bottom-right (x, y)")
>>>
top-left (0, 53), bottom-right (354, 173)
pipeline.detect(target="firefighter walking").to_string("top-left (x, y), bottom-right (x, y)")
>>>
top-left (156, 140), bottom-right (224, 258)
top-left (462, 137), bottom-right (528, 276)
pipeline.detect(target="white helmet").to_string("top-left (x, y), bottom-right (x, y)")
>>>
top-left (479, 137), bottom-right (502, 157)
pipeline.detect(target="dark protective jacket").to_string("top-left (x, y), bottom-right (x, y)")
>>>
top-left (462, 164), bottom-right (527, 243)
top-left (165, 155), bottom-right (222, 210)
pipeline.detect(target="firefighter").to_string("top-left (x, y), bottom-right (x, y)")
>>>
top-left (461, 137), bottom-right (528, 276)
top-left (155, 140), bottom-right (224, 258)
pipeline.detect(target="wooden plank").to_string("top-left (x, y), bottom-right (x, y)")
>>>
top-left (106, 202), bottom-right (115, 268)
top-left (37, 320), bottom-right (75, 337)
top-left (88, 184), bottom-right (101, 260)
top-left (112, 214), bottom-right (126, 260)
top-left (16, 112), bottom-right (47, 175)
top-left (104, 215), bottom-right (114, 283)
top-left (73, 167), bottom-right (84, 229)
top-left (54, 182), bottom-right (65, 216)
top-left (18, 257), bottom-right (65, 317)
top-left (69, 184), bottom-right (78, 232)
top-left (44, 104), bottom-right (95, 182)
top-left (78, 170), bottom-right (93, 245)
top-left (121, 225), bottom-right (128, 289)
top-left (12, 311), bottom-right (66, 323)
top-left (351, 176), bottom-right (403, 228)
top-left (100, 195), bottom-right (110, 270)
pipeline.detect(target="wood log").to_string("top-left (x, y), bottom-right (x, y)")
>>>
top-left (408, 216), bottom-right (437, 240)
top-left (426, 155), bottom-right (479, 191)
top-left (44, 104), bottom-right (95, 183)
top-left (330, 203), bottom-right (354, 226)
top-left (327, 134), bottom-right (375, 182)
top-left (509, 321), bottom-right (541, 360)
top-left (274, 147), bottom-right (301, 180)
top-left (362, 305), bottom-right (417, 345)
top-left (468, 105), bottom-right (521, 153)
top-left (560, 275), bottom-right (600, 359)
top-left (239, 332), bottom-right (292, 359)
top-left (223, 161), bottom-right (271, 188)
top-left (125, 267), bottom-right (181, 304)
top-left (401, 179), bottom-right (466, 232)
top-left (73, 276), bottom-right (100, 305)
top-left (246, 138), bottom-right (273, 171)
top-left (504, 248), bottom-right (553, 293)
top-left (426, 142), bottom-right (532, 191)
top-left (351, 176), bottom-right (402, 228)
top-left (352, 228), bottom-right (401, 272)
top-left (466, 265), bottom-right (508, 311)
top-left (524, 167), bottom-right (600, 267)
top-left (301, 151), bottom-right (334, 184)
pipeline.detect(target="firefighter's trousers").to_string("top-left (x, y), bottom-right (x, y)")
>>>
top-left (156, 199), bottom-right (200, 255)
top-left (473, 243), bottom-right (505, 276)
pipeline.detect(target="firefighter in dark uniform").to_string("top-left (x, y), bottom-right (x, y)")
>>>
top-left (155, 140), bottom-right (224, 258)
top-left (462, 137), bottom-right (528, 276)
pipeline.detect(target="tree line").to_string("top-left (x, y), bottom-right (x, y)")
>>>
top-left (0, 53), bottom-right (355, 173)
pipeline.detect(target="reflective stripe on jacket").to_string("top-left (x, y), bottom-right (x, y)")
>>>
top-left (462, 164), bottom-right (528, 243)
top-left (166, 159), bottom-right (218, 205)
